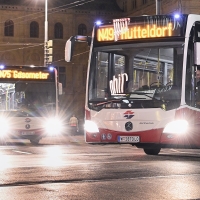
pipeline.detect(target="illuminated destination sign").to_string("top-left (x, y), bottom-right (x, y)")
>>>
top-left (97, 16), bottom-right (184, 42)
top-left (0, 70), bottom-right (49, 79)
top-left (97, 23), bottom-right (173, 41)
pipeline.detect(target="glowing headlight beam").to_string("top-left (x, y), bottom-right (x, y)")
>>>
top-left (163, 120), bottom-right (188, 135)
top-left (0, 117), bottom-right (10, 137)
top-left (84, 120), bottom-right (99, 133)
top-left (44, 118), bottom-right (64, 136)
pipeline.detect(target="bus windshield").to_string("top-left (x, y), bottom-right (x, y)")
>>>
top-left (88, 41), bottom-right (184, 111)
top-left (0, 82), bottom-right (56, 117)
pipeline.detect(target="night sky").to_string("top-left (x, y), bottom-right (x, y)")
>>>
top-left (0, 0), bottom-right (122, 11)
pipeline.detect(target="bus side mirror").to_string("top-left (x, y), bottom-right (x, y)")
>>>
top-left (58, 82), bottom-right (63, 95)
top-left (65, 35), bottom-right (91, 62)
top-left (65, 36), bottom-right (75, 62)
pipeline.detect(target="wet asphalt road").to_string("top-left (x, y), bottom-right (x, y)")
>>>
top-left (0, 134), bottom-right (200, 200)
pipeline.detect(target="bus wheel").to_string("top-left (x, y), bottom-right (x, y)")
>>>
top-left (30, 138), bottom-right (40, 145)
top-left (0, 139), bottom-right (6, 145)
top-left (143, 147), bottom-right (161, 155)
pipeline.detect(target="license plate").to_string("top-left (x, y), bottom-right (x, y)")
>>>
top-left (118, 136), bottom-right (140, 143)
top-left (21, 131), bottom-right (35, 135)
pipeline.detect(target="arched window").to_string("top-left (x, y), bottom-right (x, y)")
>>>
top-left (142, 0), bottom-right (147, 5)
top-left (133, 0), bottom-right (137, 9)
top-left (4, 20), bottom-right (14, 36)
top-left (78, 24), bottom-right (87, 35)
top-left (123, 1), bottom-right (127, 11)
top-left (54, 23), bottom-right (63, 39)
top-left (30, 21), bottom-right (39, 38)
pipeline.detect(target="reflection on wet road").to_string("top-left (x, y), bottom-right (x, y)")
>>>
top-left (0, 136), bottom-right (199, 200)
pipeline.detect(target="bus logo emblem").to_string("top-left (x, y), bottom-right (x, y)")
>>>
top-left (124, 110), bottom-right (134, 119)
top-left (125, 121), bottom-right (133, 131)
top-left (25, 118), bottom-right (31, 123)
top-left (25, 124), bottom-right (30, 129)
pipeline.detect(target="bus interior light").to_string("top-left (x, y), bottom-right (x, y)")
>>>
top-left (163, 120), bottom-right (188, 135)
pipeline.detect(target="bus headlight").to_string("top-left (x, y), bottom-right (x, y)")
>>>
top-left (44, 118), bottom-right (63, 136)
top-left (163, 120), bottom-right (188, 135)
top-left (84, 120), bottom-right (99, 133)
top-left (0, 117), bottom-right (10, 137)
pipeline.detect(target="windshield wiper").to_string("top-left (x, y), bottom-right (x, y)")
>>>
top-left (127, 91), bottom-right (162, 101)
top-left (90, 99), bottom-right (122, 107)
top-left (88, 99), bottom-right (123, 111)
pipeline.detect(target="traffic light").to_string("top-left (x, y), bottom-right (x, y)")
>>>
top-left (45, 40), bottom-right (53, 64)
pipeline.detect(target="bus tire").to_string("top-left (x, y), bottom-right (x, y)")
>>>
top-left (0, 139), bottom-right (6, 145)
top-left (143, 147), bottom-right (161, 155)
top-left (30, 138), bottom-right (40, 145)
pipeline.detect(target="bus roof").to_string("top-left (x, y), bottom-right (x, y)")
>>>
top-left (93, 14), bottom-right (188, 46)
top-left (0, 65), bottom-right (56, 82)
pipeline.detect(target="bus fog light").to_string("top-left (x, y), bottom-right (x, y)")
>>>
top-left (84, 120), bottom-right (99, 133)
top-left (163, 120), bottom-right (188, 135)
top-left (167, 134), bottom-right (174, 139)
top-left (92, 133), bottom-right (97, 138)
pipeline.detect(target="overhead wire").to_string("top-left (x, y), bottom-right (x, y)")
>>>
top-left (0, 43), bottom-right (43, 53)
top-left (53, 50), bottom-right (90, 63)
top-left (178, 0), bottom-right (182, 13)
top-left (0, 0), bottom-right (94, 64)
top-left (1, 0), bottom-right (94, 25)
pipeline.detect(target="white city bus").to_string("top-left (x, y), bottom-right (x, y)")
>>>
top-left (0, 65), bottom-right (63, 145)
top-left (66, 14), bottom-right (200, 155)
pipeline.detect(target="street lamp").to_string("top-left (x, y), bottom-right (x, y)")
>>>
top-left (44, 0), bottom-right (48, 67)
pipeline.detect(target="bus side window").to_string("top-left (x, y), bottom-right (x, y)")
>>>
top-left (196, 69), bottom-right (200, 86)
top-left (196, 68), bottom-right (200, 107)
top-left (185, 26), bottom-right (195, 108)
top-left (96, 52), bottom-right (108, 98)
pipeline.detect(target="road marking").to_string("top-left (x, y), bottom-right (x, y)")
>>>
top-left (12, 150), bottom-right (32, 155)
top-left (163, 148), bottom-right (200, 155)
